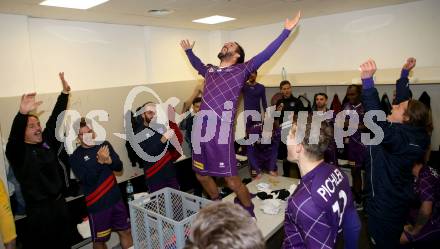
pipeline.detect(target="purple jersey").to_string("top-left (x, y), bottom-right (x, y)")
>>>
top-left (414, 166), bottom-right (440, 225)
top-left (283, 162), bottom-right (360, 249)
top-left (185, 29), bottom-right (290, 119)
top-left (243, 83), bottom-right (267, 112)
top-left (186, 29), bottom-right (291, 176)
top-left (343, 103), bottom-right (366, 167)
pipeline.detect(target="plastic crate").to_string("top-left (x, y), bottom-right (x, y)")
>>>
top-left (129, 188), bottom-right (212, 249)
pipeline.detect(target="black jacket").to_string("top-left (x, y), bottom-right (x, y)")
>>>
top-left (275, 95), bottom-right (305, 123)
top-left (380, 93), bottom-right (392, 115)
top-left (135, 123), bottom-right (177, 185)
top-left (6, 93), bottom-right (69, 206)
top-left (362, 87), bottom-right (430, 221)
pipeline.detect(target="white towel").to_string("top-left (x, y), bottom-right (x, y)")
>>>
top-left (77, 219), bottom-right (91, 239)
top-left (260, 199), bottom-right (282, 215)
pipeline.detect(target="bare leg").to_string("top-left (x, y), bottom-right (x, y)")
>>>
top-left (117, 229), bottom-right (133, 249)
top-left (225, 176), bottom-right (252, 207)
top-left (93, 242), bottom-right (107, 249)
top-left (269, 171), bottom-right (278, 176)
top-left (195, 174), bottom-right (220, 199)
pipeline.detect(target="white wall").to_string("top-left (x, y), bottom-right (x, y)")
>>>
top-left (0, 14), bottom-right (34, 97)
top-left (0, 15), bottom-right (210, 97)
top-left (29, 18), bottom-right (148, 93)
top-left (144, 26), bottom-right (210, 84)
top-left (231, 0), bottom-right (440, 81)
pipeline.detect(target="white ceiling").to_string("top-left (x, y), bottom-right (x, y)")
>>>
top-left (0, 0), bottom-right (421, 30)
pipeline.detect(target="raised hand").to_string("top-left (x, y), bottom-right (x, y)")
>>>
top-left (180, 40), bottom-right (195, 51)
top-left (403, 57), bottom-right (416, 71)
top-left (167, 105), bottom-right (176, 124)
top-left (59, 72), bottom-right (71, 93)
top-left (97, 145), bottom-right (111, 164)
top-left (164, 129), bottom-right (175, 140)
top-left (284, 11), bottom-right (301, 31)
top-left (160, 129), bottom-right (175, 144)
top-left (20, 93), bottom-right (43, 114)
top-left (359, 59), bottom-right (377, 79)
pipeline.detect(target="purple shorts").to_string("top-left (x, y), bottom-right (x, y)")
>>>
top-left (88, 200), bottom-right (130, 242)
top-left (192, 116), bottom-right (237, 177)
top-left (347, 135), bottom-right (366, 168)
top-left (247, 128), bottom-right (280, 175)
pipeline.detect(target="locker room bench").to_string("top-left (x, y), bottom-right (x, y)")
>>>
top-left (223, 174), bottom-right (299, 240)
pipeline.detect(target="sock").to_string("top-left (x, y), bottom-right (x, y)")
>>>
top-left (234, 195), bottom-right (256, 217)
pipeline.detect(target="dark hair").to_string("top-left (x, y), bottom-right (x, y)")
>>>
top-left (347, 84), bottom-right (362, 95)
top-left (79, 117), bottom-right (87, 128)
top-left (142, 101), bottom-right (154, 107)
top-left (73, 117), bottom-right (92, 134)
top-left (314, 93), bottom-right (328, 101)
top-left (291, 114), bottom-right (333, 161)
top-left (192, 97), bottom-right (202, 105)
top-left (279, 80), bottom-right (291, 89)
top-left (404, 99), bottom-right (433, 134)
top-left (235, 42), bottom-right (245, 64)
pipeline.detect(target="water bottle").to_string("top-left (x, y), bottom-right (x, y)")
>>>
top-left (282, 67), bottom-right (287, 81)
top-left (126, 180), bottom-right (134, 202)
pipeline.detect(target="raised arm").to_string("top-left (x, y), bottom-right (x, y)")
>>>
top-left (6, 93), bottom-right (43, 169)
top-left (182, 82), bottom-right (204, 113)
top-left (360, 59), bottom-right (405, 145)
top-left (43, 72), bottom-right (71, 148)
top-left (246, 11), bottom-right (300, 73)
top-left (395, 57), bottom-right (416, 104)
top-left (181, 40), bottom-right (208, 77)
top-left (360, 59), bottom-right (381, 112)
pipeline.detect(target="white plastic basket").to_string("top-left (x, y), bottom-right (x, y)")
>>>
top-left (129, 188), bottom-right (212, 249)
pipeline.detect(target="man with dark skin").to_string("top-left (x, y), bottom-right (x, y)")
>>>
top-left (343, 84), bottom-right (366, 208)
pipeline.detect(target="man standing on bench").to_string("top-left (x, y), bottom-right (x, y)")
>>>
top-left (180, 10), bottom-right (301, 216)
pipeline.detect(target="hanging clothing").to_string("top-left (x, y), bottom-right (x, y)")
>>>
top-left (330, 94), bottom-right (342, 114)
top-left (271, 92), bottom-right (283, 106)
top-left (380, 93), bottom-right (392, 115)
top-left (419, 91), bottom-right (431, 110)
top-left (298, 95), bottom-right (312, 112)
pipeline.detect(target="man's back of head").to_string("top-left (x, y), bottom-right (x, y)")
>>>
top-left (185, 202), bottom-right (265, 249)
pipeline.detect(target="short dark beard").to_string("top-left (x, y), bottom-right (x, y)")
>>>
top-left (143, 116), bottom-right (152, 126)
top-left (217, 50), bottom-right (233, 62)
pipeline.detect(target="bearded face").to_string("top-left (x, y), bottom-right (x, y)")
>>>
top-left (217, 42), bottom-right (239, 62)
